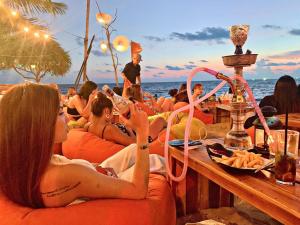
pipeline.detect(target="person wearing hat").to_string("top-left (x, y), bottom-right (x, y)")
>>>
top-left (121, 53), bottom-right (142, 96)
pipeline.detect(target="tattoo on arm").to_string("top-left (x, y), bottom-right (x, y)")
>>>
top-left (41, 182), bottom-right (81, 197)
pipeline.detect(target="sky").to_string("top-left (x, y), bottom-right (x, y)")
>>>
top-left (1, 0), bottom-right (300, 84)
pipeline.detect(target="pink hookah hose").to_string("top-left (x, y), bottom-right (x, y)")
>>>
top-left (164, 67), bottom-right (272, 182)
top-left (164, 68), bottom-right (227, 182)
top-left (232, 75), bottom-right (271, 137)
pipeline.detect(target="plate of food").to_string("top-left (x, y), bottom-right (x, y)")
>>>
top-left (206, 143), bottom-right (273, 172)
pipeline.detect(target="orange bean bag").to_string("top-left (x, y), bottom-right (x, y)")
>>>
top-left (62, 129), bottom-right (125, 163)
top-left (174, 102), bottom-right (213, 124)
top-left (63, 129), bottom-right (174, 163)
top-left (0, 174), bottom-right (176, 225)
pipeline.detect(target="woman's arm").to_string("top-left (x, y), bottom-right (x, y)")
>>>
top-left (104, 124), bottom-right (136, 146)
top-left (72, 91), bottom-right (97, 118)
top-left (42, 103), bottom-right (150, 207)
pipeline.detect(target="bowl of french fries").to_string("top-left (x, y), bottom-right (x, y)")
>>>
top-left (207, 143), bottom-right (271, 172)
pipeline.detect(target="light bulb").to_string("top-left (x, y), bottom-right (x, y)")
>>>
top-left (11, 11), bottom-right (17, 17)
top-left (44, 34), bottom-right (49, 39)
top-left (34, 32), bottom-right (40, 38)
top-left (100, 42), bottom-right (108, 51)
top-left (23, 27), bottom-right (29, 32)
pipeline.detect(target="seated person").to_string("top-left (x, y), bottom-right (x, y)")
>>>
top-left (0, 83), bottom-right (165, 208)
top-left (259, 75), bottom-right (300, 114)
top-left (156, 88), bottom-right (178, 112)
top-left (113, 86), bottom-right (123, 96)
top-left (87, 92), bottom-right (167, 146)
top-left (192, 83), bottom-right (204, 101)
top-left (125, 84), bottom-right (157, 116)
top-left (66, 86), bottom-right (77, 99)
top-left (67, 81), bottom-right (98, 121)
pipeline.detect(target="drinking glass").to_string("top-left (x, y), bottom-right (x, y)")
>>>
top-left (274, 130), bottom-right (299, 158)
top-left (274, 151), bottom-right (296, 185)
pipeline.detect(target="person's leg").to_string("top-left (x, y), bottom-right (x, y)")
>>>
top-left (149, 117), bottom-right (167, 140)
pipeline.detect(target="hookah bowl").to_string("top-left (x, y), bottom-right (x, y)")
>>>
top-left (230, 25), bottom-right (249, 55)
top-left (223, 25), bottom-right (257, 150)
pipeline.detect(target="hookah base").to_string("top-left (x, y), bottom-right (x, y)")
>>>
top-left (224, 131), bottom-right (253, 151)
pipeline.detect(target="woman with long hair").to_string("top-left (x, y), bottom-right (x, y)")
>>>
top-left (67, 81), bottom-right (98, 121)
top-left (87, 92), bottom-right (166, 145)
top-left (260, 75), bottom-right (300, 114)
top-left (0, 83), bottom-right (163, 208)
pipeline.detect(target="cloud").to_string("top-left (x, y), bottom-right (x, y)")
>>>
top-left (143, 35), bottom-right (165, 42)
top-left (268, 50), bottom-right (300, 59)
top-left (165, 65), bottom-right (185, 71)
top-left (289, 29), bottom-right (300, 36)
top-left (75, 37), bottom-right (84, 46)
top-left (262, 62), bottom-right (300, 67)
top-left (145, 66), bottom-right (159, 69)
top-left (184, 64), bottom-right (197, 69)
top-left (104, 63), bottom-right (110, 66)
top-left (152, 74), bottom-right (162, 78)
top-left (188, 61), bottom-right (195, 64)
top-left (262, 25), bottom-right (282, 30)
top-left (158, 71), bottom-right (165, 75)
top-left (105, 69), bottom-right (113, 72)
top-left (199, 59), bottom-right (208, 63)
top-left (170, 27), bottom-right (229, 42)
top-left (91, 50), bottom-right (106, 57)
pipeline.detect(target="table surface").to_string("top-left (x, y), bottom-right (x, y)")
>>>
top-left (169, 141), bottom-right (300, 225)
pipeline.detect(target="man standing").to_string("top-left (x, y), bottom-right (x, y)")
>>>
top-left (122, 53), bottom-right (142, 95)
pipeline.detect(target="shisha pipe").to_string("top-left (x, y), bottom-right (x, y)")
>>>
top-left (164, 67), bottom-right (272, 182)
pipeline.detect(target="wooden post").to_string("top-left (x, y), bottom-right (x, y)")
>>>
top-left (83, 0), bottom-right (90, 81)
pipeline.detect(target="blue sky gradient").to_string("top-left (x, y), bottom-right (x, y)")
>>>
top-left (1, 0), bottom-right (300, 84)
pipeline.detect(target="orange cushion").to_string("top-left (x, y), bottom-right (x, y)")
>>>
top-left (62, 130), bottom-right (125, 163)
top-left (0, 174), bottom-right (176, 225)
top-left (63, 130), bottom-right (173, 163)
top-left (173, 102), bottom-right (213, 124)
top-left (137, 102), bottom-right (156, 116)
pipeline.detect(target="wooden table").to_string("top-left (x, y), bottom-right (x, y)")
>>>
top-left (169, 142), bottom-right (300, 225)
top-left (278, 113), bottom-right (300, 129)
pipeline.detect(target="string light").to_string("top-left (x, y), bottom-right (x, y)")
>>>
top-left (100, 41), bottom-right (108, 52)
top-left (11, 10), bottom-right (17, 17)
top-left (5, 7), bottom-right (52, 40)
top-left (43, 34), bottom-right (49, 40)
top-left (34, 32), bottom-right (40, 38)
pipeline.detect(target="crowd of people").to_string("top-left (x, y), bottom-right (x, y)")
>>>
top-left (0, 51), bottom-right (299, 209)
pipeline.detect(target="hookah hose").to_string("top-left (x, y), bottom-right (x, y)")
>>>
top-left (232, 75), bottom-right (272, 138)
top-left (164, 67), bottom-right (227, 182)
top-left (164, 67), bottom-right (272, 182)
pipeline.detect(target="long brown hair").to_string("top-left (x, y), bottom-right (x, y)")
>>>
top-left (0, 83), bottom-right (59, 208)
top-left (274, 75), bottom-right (298, 114)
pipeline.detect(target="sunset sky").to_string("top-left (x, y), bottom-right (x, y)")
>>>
top-left (2, 0), bottom-right (300, 84)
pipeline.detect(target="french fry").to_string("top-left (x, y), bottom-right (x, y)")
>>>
top-left (248, 158), bottom-right (261, 167)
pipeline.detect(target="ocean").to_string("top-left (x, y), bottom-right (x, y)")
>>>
top-left (58, 78), bottom-right (299, 102)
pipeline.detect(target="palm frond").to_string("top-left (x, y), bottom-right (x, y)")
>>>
top-left (5, 0), bottom-right (67, 16)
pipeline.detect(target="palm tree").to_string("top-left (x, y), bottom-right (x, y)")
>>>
top-left (0, 0), bottom-right (71, 83)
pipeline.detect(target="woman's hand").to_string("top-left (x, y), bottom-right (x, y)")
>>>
top-left (120, 103), bottom-right (149, 136)
top-left (89, 89), bottom-right (98, 102)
